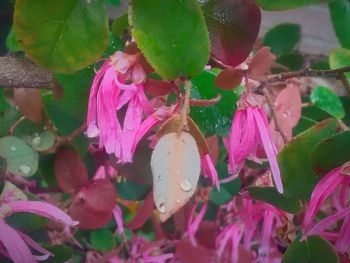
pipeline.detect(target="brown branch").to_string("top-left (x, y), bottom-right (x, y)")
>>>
top-left (0, 57), bottom-right (53, 89)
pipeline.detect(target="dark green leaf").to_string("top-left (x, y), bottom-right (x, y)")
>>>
top-left (210, 187), bottom-right (232, 206)
top-left (44, 245), bottom-right (73, 263)
top-left (278, 118), bottom-right (338, 200)
top-left (311, 131), bottom-right (350, 176)
top-left (248, 187), bottom-right (302, 214)
top-left (130, 0), bottom-right (209, 79)
top-left (190, 70), bottom-right (242, 136)
top-left (91, 228), bottom-right (116, 252)
top-left (0, 136), bottom-right (39, 177)
top-left (263, 24), bottom-right (301, 56)
top-left (256, 0), bottom-right (329, 10)
top-left (329, 0), bottom-right (350, 49)
top-left (310, 86), bottom-right (345, 119)
top-left (282, 236), bottom-right (339, 263)
top-left (276, 53), bottom-right (304, 71)
top-left (116, 179), bottom-right (151, 201)
top-left (200, 0), bottom-right (261, 67)
top-left (14, 0), bottom-right (108, 72)
top-left (5, 27), bottom-right (21, 52)
top-left (7, 212), bottom-right (47, 232)
top-left (0, 107), bottom-right (20, 137)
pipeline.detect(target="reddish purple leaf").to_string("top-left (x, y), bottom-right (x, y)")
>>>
top-left (13, 88), bottom-right (43, 123)
top-left (195, 221), bottom-right (219, 249)
top-left (54, 148), bottom-right (88, 193)
top-left (201, 0), bottom-right (261, 67)
top-left (215, 69), bottom-right (244, 90)
top-left (73, 179), bottom-right (116, 214)
top-left (126, 192), bottom-right (154, 230)
top-left (175, 240), bottom-right (217, 263)
top-left (248, 47), bottom-right (276, 79)
top-left (144, 78), bottom-right (176, 96)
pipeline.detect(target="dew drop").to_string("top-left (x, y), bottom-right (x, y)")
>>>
top-left (176, 199), bottom-right (181, 204)
top-left (157, 175), bottom-right (162, 181)
top-left (176, 170), bottom-right (180, 175)
top-left (180, 179), bottom-right (192, 192)
top-left (31, 136), bottom-right (41, 146)
top-left (10, 146), bottom-right (16, 151)
top-left (159, 203), bottom-right (166, 213)
top-left (19, 165), bottom-right (31, 175)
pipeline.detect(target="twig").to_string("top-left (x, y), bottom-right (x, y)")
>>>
top-left (0, 57), bottom-right (53, 89)
top-left (264, 88), bottom-right (289, 143)
top-left (180, 80), bottom-right (191, 131)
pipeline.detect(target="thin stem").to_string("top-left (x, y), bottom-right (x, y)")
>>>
top-left (180, 80), bottom-right (191, 131)
top-left (264, 88), bottom-right (289, 143)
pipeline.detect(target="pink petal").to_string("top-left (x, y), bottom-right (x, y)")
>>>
top-left (303, 168), bottom-right (344, 230)
top-left (253, 108), bottom-right (283, 193)
top-left (8, 201), bottom-right (77, 227)
top-left (19, 232), bottom-right (53, 261)
top-left (201, 154), bottom-right (220, 190)
top-left (335, 215), bottom-right (350, 253)
top-left (113, 206), bottom-right (124, 235)
top-left (0, 218), bottom-right (36, 263)
top-left (187, 202), bottom-right (208, 245)
top-left (305, 205), bottom-right (350, 238)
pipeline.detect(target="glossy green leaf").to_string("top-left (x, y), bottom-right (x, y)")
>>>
top-left (0, 106), bottom-right (20, 137)
top-left (248, 187), bottom-right (302, 214)
top-left (329, 48), bottom-right (350, 82)
top-left (276, 53), bottom-right (304, 71)
top-left (256, 0), bottom-right (329, 10)
top-left (311, 131), bottom-right (350, 176)
top-left (0, 136), bottom-right (39, 177)
top-left (7, 212), bottom-right (47, 232)
top-left (200, 0), bottom-right (261, 67)
top-left (190, 70), bottom-right (242, 136)
top-left (329, 0), bottom-right (350, 49)
top-left (210, 187), bottom-right (232, 206)
top-left (278, 118), bottom-right (338, 200)
top-left (14, 0), bottom-right (108, 73)
top-left (310, 86), bottom-right (345, 119)
top-left (282, 236), bottom-right (339, 263)
top-left (263, 24), bottom-right (301, 56)
top-left (91, 228), bottom-right (116, 252)
top-left (130, 0), bottom-right (209, 79)
top-left (27, 130), bottom-right (56, 152)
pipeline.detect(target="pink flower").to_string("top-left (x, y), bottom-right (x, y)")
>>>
top-left (0, 183), bottom-right (76, 262)
top-left (224, 92), bottom-right (283, 193)
top-left (303, 162), bottom-right (350, 254)
top-left (187, 201), bottom-right (208, 245)
top-left (86, 51), bottom-right (169, 163)
top-left (201, 154), bottom-right (220, 190)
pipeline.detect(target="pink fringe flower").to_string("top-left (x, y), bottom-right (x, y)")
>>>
top-left (224, 92), bottom-right (283, 193)
top-left (0, 183), bottom-right (77, 262)
top-left (86, 51), bottom-right (170, 163)
top-left (303, 162), bottom-right (350, 254)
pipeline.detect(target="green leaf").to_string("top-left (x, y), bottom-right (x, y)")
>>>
top-left (42, 67), bottom-right (93, 136)
top-left (329, 48), bottom-right (350, 83)
top-left (130, 0), bottom-right (209, 79)
top-left (256, 0), bottom-right (329, 10)
top-left (43, 245), bottom-right (73, 263)
top-left (263, 23), bottom-right (301, 56)
top-left (190, 70), bottom-right (242, 136)
top-left (329, 0), bottom-right (350, 49)
top-left (278, 118), bottom-right (338, 200)
top-left (210, 187), bottom-right (232, 206)
top-left (116, 179), bottom-right (151, 201)
top-left (310, 131), bottom-right (350, 176)
top-left (7, 212), bottom-right (47, 232)
top-left (5, 27), bottom-right (21, 52)
top-left (282, 236), bottom-right (339, 263)
top-left (91, 228), bottom-right (116, 252)
top-left (112, 13), bottom-right (128, 38)
top-left (248, 187), bottom-right (302, 214)
top-left (276, 53), bottom-right (304, 71)
top-left (27, 130), bottom-right (56, 151)
top-left (14, 0), bottom-right (108, 73)
top-left (311, 86), bottom-right (345, 119)
top-left (0, 136), bottom-right (39, 177)
top-left (0, 107), bottom-right (20, 137)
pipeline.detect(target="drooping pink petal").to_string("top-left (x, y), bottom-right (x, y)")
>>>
top-left (19, 232), bottom-right (53, 261)
top-left (0, 218), bottom-right (36, 263)
top-left (305, 205), bottom-right (350, 238)
top-left (335, 215), bottom-right (350, 253)
top-left (303, 167), bottom-right (345, 230)
top-left (253, 108), bottom-right (283, 193)
top-left (113, 206), bottom-right (124, 235)
top-left (201, 154), bottom-right (220, 190)
top-left (8, 201), bottom-right (77, 227)
top-left (259, 210), bottom-right (274, 260)
top-left (187, 202), bottom-right (208, 245)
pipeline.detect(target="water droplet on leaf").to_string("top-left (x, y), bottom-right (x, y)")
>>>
top-left (10, 146), bottom-right (16, 151)
top-left (180, 179), bottom-right (192, 192)
top-left (31, 136), bottom-right (41, 146)
top-left (159, 203), bottom-right (166, 213)
top-left (19, 164), bottom-right (31, 175)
